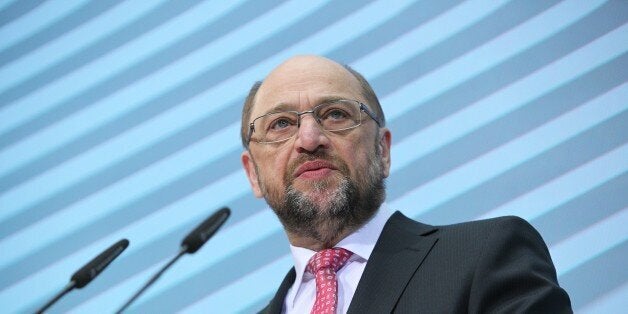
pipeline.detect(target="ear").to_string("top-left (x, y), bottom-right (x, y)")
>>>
top-left (378, 128), bottom-right (392, 178)
top-left (241, 150), bottom-right (263, 198)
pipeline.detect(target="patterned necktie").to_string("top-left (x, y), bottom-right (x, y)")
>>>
top-left (306, 247), bottom-right (353, 314)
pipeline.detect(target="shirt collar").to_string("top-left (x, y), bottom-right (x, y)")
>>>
top-left (286, 204), bottom-right (395, 308)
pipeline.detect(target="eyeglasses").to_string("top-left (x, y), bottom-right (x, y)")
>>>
top-left (247, 99), bottom-right (381, 145)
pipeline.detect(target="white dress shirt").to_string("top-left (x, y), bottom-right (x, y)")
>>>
top-left (283, 205), bottom-right (394, 314)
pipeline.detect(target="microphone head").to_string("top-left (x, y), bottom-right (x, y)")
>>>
top-left (71, 239), bottom-right (129, 288)
top-left (181, 207), bottom-right (230, 254)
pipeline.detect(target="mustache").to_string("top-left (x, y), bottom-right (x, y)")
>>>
top-left (286, 151), bottom-right (350, 179)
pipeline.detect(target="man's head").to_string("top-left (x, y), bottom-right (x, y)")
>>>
top-left (240, 55), bottom-right (391, 249)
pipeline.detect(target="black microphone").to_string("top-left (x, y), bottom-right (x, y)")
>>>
top-left (181, 207), bottom-right (231, 253)
top-left (116, 207), bottom-right (230, 313)
top-left (36, 239), bottom-right (129, 314)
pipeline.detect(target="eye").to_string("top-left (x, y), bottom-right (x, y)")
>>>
top-left (268, 116), bottom-right (295, 131)
top-left (321, 107), bottom-right (350, 120)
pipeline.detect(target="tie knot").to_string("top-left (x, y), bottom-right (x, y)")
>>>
top-left (307, 247), bottom-right (353, 274)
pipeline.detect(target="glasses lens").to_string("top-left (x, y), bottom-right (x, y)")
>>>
top-left (250, 100), bottom-right (364, 143)
top-left (316, 100), bottom-right (362, 131)
top-left (254, 111), bottom-right (299, 143)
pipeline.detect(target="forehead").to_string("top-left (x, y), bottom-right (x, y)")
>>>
top-left (251, 57), bottom-right (363, 116)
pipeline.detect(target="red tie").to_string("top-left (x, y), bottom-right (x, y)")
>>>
top-left (306, 247), bottom-right (353, 314)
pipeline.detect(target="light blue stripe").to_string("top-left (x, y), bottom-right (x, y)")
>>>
top-left (353, 0), bottom-right (511, 77)
top-left (0, 0), bottom-right (415, 225)
top-left (479, 138), bottom-right (628, 221)
top-left (382, 0), bottom-right (609, 121)
top-left (580, 282), bottom-right (628, 314)
top-left (50, 40), bottom-right (626, 314)
top-left (391, 84), bottom-right (627, 218)
top-left (69, 209), bottom-right (283, 313)
top-left (0, 0), bottom-right (20, 12)
top-left (1, 0), bottom-right (619, 273)
top-left (7, 1), bottom-right (428, 309)
top-left (390, 24), bottom-right (628, 174)
top-left (0, 0), bottom-right (169, 92)
top-left (0, 123), bottom-right (240, 268)
top-left (0, 170), bottom-right (253, 312)
top-left (179, 255), bottom-right (292, 313)
top-left (1, 1), bottom-right (625, 311)
top-left (0, 0), bottom-right (246, 135)
top-left (552, 208), bottom-right (628, 276)
top-left (0, 0), bottom-right (91, 51)
top-left (0, 1), bottom-right (323, 175)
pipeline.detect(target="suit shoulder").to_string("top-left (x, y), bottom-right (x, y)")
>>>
top-left (439, 215), bottom-right (536, 234)
top-left (437, 216), bottom-right (547, 249)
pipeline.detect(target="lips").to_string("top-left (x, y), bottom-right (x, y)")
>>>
top-left (294, 160), bottom-right (338, 178)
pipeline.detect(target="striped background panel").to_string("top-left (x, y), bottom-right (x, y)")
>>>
top-left (0, 0), bottom-right (626, 312)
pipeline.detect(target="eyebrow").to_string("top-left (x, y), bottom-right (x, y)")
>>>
top-left (264, 103), bottom-right (296, 114)
top-left (262, 96), bottom-right (350, 115)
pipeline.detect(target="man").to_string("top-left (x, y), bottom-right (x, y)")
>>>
top-left (240, 55), bottom-right (572, 313)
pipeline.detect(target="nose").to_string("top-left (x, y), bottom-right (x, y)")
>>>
top-left (294, 113), bottom-right (330, 153)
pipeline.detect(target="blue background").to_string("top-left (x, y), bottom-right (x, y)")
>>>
top-left (0, 0), bottom-right (626, 312)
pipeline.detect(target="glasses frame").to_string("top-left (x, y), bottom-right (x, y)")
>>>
top-left (247, 99), bottom-right (381, 145)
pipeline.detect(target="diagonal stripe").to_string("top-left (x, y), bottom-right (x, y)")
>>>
top-left (389, 26), bottom-right (628, 174)
top-left (579, 282), bottom-right (628, 314)
top-left (390, 83), bottom-right (627, 216)
top-left (353, 0), bottom-right (511, 77)
top-left (0, 0), bottom-right (90, 52)
top-left (381, 0), bottom-right (610, 121)
top-left (0, 0), bottom-right (169, 91)
top-left (479, 143), bottom-right (628, 221)
top-left (1, 1), bottom-right (625, 312)
top-left (178, 255), bottom-right (292, 314)
top-left (3, 0), bottom-right (624, 294)
top-left (0, 0), bottom-right (417, 229)
top-left (0, 0), bottom-right (249, 135)
top-left (552, 208), bottom-right (628, 276)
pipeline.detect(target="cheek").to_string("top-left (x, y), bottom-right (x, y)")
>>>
top-left (258, 150), bottom-right (289, 186)
top-left (342, 135), bottom-right (379, 176)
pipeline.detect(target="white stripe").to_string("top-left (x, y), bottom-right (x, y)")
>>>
top-left (389, 25), bottom-right (628, 173)
top-left (0, 0), bottom-right (20, 12)
top-left (179, 255), bottom-right (292, 314)
top-left (551, 208), bottom-right (628, 276)
top-left (390, 83), bottom-right (627, 217)
top-left (0, 124), bottom-right (240, 269)
top-left (0, 0), bottom-right (611, 224)
top-left (479, 143), bottom-right (628, 221)
top-left (0, 0), bottom-right (91, 51)
top-left (2, 2), bottom-right (622, 301)
top-left (0, 0), bottom-right (418, 286)
top-left (0, 0), bottom-right (247, 135)
top-left (580, 282), bottom-right (628, 314)
top-left (354, 0), bottom-right (511, 77)
top-left (0, 0), bottom-right (327, 216)
top-left (382, 0), bottom-right (610, 121)
top-left (0, 171), bottom-right (265, 312)
top-left (73, 209), bottom-right (282, 313)
top-left (0, 0), bottom-right (620, 309)
top-left (0, 0), bottom-right (169, 92)
top-left (0, 0), bottom-right (416, 228)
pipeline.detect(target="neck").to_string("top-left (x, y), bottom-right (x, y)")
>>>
top-left (286, 227), bottom-right (354, 251)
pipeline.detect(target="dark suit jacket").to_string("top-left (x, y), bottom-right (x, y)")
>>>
top-left (260, 211), bottom-right (572, 313)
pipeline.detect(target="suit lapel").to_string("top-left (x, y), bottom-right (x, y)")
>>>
top-left (260, 268), bottom-right (295, 314)
top-left (348, 211), bottom-right (438, 313)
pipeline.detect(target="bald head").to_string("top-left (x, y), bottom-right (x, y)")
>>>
top-left (240, 55), bottom-right (384, 148)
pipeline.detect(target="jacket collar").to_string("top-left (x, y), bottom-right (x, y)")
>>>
top-left (259, 211), bottom-right (438, 314)
top-left (347, 211), bottom-right (438, 313)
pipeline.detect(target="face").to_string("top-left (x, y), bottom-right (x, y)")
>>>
top-left (241, 56), bottom-right (391, 246)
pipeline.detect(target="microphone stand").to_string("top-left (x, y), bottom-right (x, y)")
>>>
top-left (36, 282), bottom-right (75, 314)
top-left (115, 246), bottom-right (187, 313)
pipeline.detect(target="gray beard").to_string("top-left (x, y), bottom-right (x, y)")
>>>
top-left (263, 146), bottom-right (386, 247)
